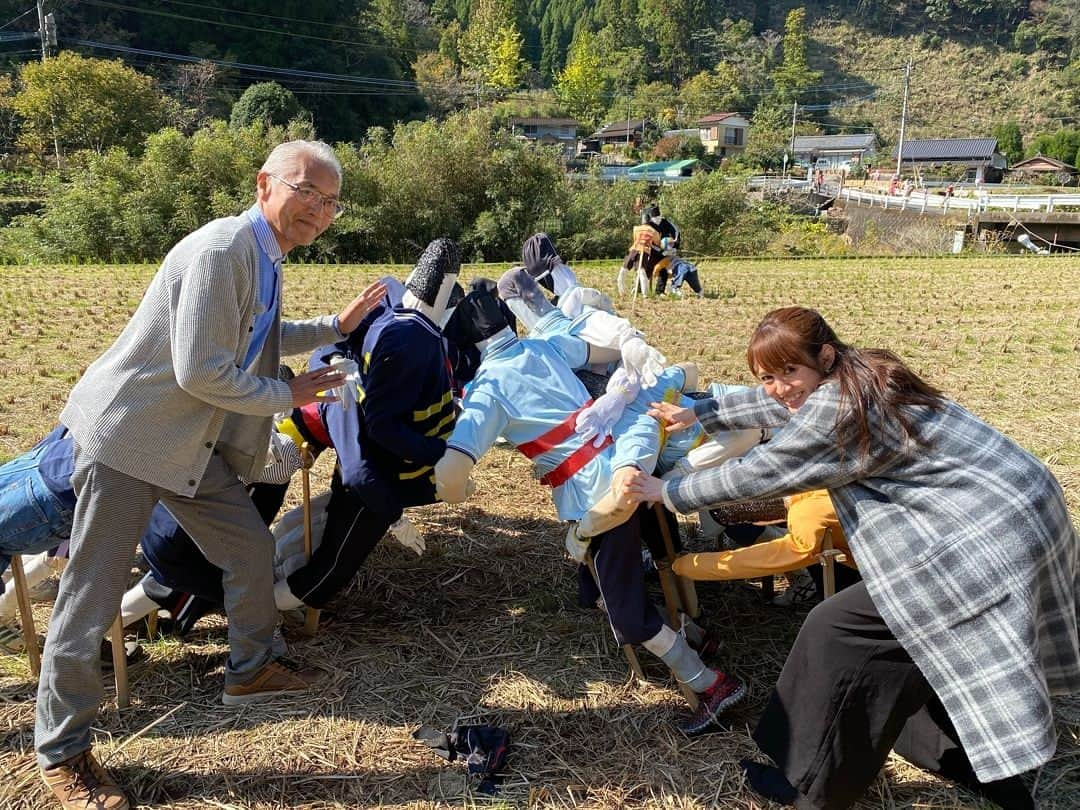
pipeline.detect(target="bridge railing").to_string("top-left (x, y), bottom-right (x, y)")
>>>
top-left (839, 187), bottom-right (1080, 215)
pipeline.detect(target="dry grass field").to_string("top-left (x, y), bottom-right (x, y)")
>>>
top-left (1, 255), bottom-right (1078, 809)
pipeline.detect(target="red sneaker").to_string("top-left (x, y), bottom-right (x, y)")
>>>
top-left (678, 671), bottom-right (746, 735)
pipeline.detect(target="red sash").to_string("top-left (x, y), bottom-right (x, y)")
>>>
top-left (517, 400), bottom-right (593, 459)
top-left (515, 399), bottom-right (612, 488)
top-left (539, 435), bottom-right (613, 488)
top-left (298, 402), bottom-right (332, 449)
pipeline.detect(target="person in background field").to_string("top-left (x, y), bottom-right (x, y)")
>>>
top-left (619, 204), bottom-right (681, 296)
top-left (627, 306), bottom-right (1077, 810)
top-left (35, 139), bottom-right (387, 810)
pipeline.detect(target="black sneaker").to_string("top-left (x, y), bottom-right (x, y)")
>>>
top-left (678, 671), bottom-right (747, 735)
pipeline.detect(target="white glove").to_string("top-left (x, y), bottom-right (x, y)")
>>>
top-left (559, 286), bottom-right (615, 318)
top-left (390, 515), bottom-right (425, 556)
top-left (574, 369), bottom-right (641, 447)
top-left (564, 523), bottom-right (591, 563)
top-left (579, 286), bottom-right (614, 314)
top-left (620, 336), bottom-right (666, 388)
top-left (329, 355), bottom-right (361, 411)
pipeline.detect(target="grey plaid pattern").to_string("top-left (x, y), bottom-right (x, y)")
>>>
top-left (665, 383), bottom-right (1080, 782)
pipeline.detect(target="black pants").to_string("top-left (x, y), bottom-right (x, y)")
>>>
top-left (753, 582), bottom-right (1031, 810)
top-left (585, 507), bottom-right (666, 645)
top-left (285, 470), bottom-right (394, 609)
top-left (675, 268), bottom-right (702, 295)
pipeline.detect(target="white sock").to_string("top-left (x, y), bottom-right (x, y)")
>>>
top-left (0, 551), bottom-right (53, 618)
top-left (641, 624), bottom-right (678, 657)
top-left (120, 583), bottom-right (158, 627)
top-left (274, 578), bottom-right (303, 611)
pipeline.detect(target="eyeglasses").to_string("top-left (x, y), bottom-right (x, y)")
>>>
top-left (268, 174), bottom-right (346, 218)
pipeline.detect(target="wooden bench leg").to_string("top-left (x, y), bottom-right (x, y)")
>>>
top-left (651, 506), bottom-right (700, 710)
top-left (10, 555), bottom-right (41, 675)
top-left (110, 614), bottom-right (129, 709)
top-left (300, 442), bottom-right (321, 636)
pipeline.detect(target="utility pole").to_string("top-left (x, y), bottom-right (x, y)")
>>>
top-left (625, 91), bottom-right (631, 151)
top-left (784, 101), bottom-right (797, 180)
top-left (895, 59), bottom-right (912, 180)
top-left (36, 0), bottom-right (47, 59)
top-left (37, 1), bottom-right (61, 166)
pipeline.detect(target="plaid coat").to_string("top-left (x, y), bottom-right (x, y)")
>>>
top-left (663, 384), bottom-right (1080, 782)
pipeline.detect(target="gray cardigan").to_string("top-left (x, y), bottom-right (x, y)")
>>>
top-left (61, 214), bottom-right (339, 496)
top-left (663, 383), bottom-right (1080, 782)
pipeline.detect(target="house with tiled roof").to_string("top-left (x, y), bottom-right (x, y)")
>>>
top-left (696, 112), bottom-right (750, 157)
top-left (508, 117), bottom-right (579, 157)
top-left (893, 138), bottom-right (1006, 183)
top-left (792, 134), bottom-right (878, 170)
top-left (1006, 154), bottom-right (1077, 186)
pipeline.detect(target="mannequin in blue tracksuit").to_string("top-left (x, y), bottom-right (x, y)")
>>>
top-left (435, 287), bottom-right (747, 733)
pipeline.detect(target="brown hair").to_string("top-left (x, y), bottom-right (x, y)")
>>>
top-left (747, 306), bottom-right (946, 464)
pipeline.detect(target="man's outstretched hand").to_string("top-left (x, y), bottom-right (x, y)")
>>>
top-left (289, 366), bottom-right (344, 407)
top-left (337, 279), bottom-right (388, 335)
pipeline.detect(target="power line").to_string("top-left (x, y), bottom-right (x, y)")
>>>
top-left (68, 38), bottom-right (423, 90)
top-left (151, 0), bottom-right (373, 31)
top-left (77, 0), bottom-right (424, 56)
top-left (0, 4), bottom-right (35, 31)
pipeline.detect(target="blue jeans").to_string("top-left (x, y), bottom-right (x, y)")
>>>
top-left (0, 446), bottom-right (72, 590)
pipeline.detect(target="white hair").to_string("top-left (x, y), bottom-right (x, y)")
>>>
top-left (260, 140), bottom-right (341, 183)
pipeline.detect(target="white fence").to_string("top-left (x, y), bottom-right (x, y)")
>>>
top-left (838, 187), bottom-right (1080, 215)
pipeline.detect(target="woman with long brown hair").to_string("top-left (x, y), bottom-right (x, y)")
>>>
top-left (627, 306), bottom-right (1078, 809)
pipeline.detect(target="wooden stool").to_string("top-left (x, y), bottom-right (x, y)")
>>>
top-left (816, 527), bottom-right (847, 599)
top-left (300, 442), bottom-right (321, 636)
top-left (10, 554), bottom-right (129, 708)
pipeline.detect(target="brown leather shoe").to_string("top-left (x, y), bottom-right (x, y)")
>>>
top-left (222, 658), bottom-right (320, 706)
top-left (41, 749), bottom-right (130, 809)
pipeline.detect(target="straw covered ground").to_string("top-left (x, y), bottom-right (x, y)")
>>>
top-left (1, 255), bottom-right (1078, 809)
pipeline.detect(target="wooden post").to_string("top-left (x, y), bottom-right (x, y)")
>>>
top-left (817, 528), bottom-right (847, 600)
top-left (10, 555), bottom-right (41, 675)
top-left (651, 505), bottom-right (699, 710)
top-left (300, 442), bottom-right (321, 636)
top-left (110, 614), bottom-right (129, 709)
top-left (652, 505), bottom-right (698, 618)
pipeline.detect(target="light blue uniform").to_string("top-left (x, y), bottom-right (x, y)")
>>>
top-left (527, 306), bottom-right (710, 477)
top-left (448, 332), bottom-right (672, 521)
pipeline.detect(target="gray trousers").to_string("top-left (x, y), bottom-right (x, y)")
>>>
top-left (35, 447), bottom-right (277, 766)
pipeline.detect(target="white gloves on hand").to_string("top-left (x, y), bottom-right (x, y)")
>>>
top-left (559, 286), bottom-right (615, 318)
top-left (390, 515), bottom-right (425, 556)
top-left (620, 336), bottom-right (666, 388)
top-left (329, 355), bottom-right (361, 411)
top-left (564, 523), bottom-right (591, 563)
top-left (574, 368), bottom-right (641, 447)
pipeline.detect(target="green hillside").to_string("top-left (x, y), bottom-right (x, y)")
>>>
top-left (809, 19), bottom-right (1076, 151)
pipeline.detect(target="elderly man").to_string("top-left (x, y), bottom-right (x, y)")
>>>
top-left (35, 140), bottom-right (386, 810)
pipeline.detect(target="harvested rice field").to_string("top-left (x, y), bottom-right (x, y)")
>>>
top-left (1, 255), bottom-right (1077, 809)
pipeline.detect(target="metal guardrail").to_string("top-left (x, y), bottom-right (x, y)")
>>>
top-left (746, 176), bottom-right (811, 191)
top-left (839, 187), bottom-right (1080, 215)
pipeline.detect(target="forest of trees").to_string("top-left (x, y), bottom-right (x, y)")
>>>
top-left (2, 0), bottom-right (1078, 141)
top-left (0, 0), bottom-right (1079, 263)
